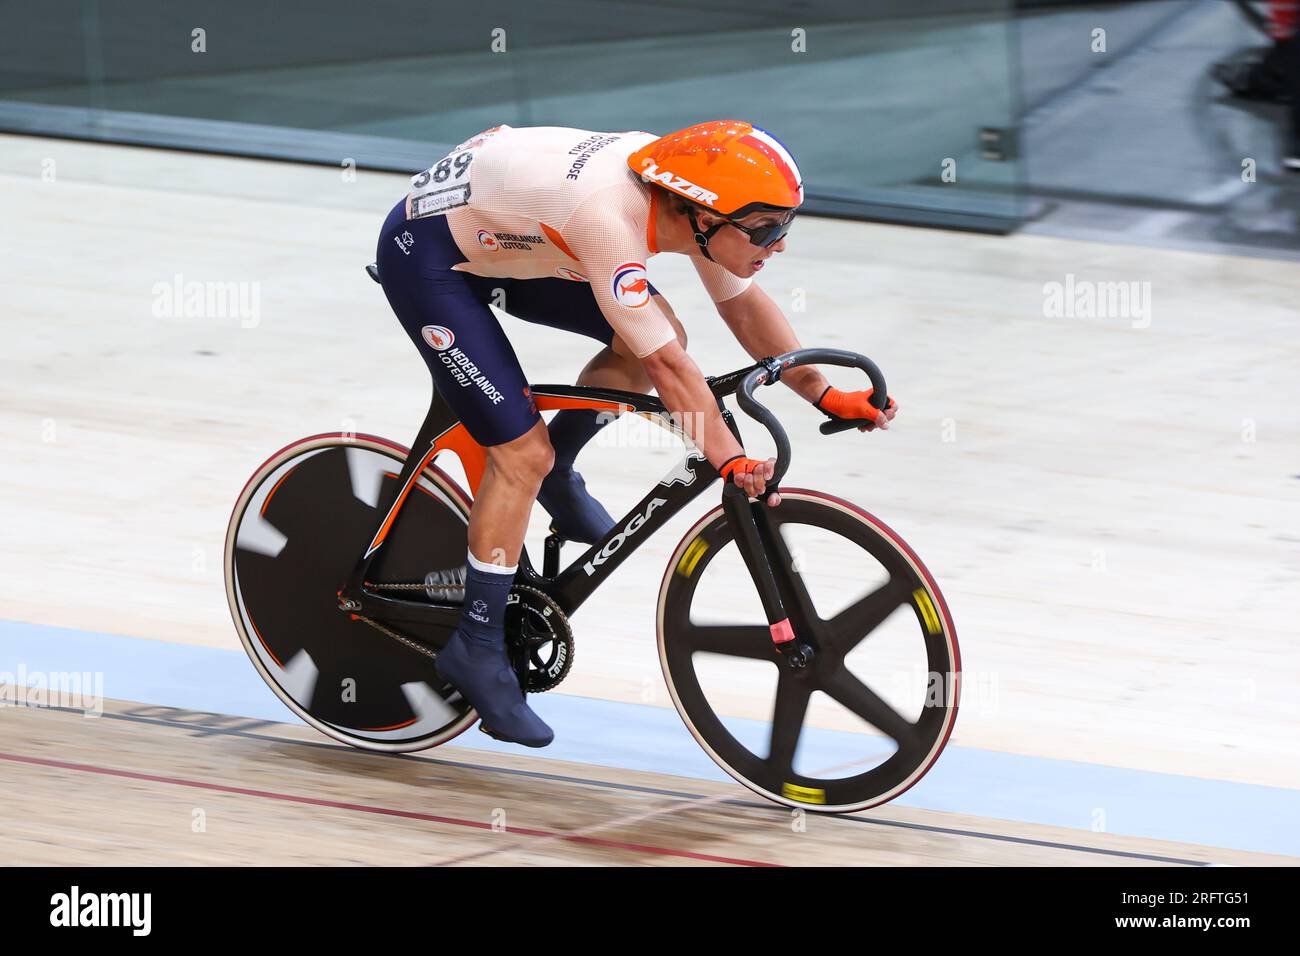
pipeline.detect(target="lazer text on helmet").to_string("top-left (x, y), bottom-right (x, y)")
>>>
top-left (637, 162), bottom-right (719, 206)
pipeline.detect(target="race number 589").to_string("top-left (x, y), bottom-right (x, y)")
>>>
top-left (410, 148), bottom-right (476, 218)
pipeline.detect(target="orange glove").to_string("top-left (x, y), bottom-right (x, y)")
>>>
top-left (718, 455), bottom-right (780, 504)
top-left (718, 455), bottom-right (767, 484)
top-left (815, 386), bottom-right (897, 430)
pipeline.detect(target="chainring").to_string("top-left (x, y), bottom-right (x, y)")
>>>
top-left (504, 584), bottom-right (575, 692)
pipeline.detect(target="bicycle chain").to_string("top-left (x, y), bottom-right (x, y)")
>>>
top-left (354, 580), bottom-right (459, 660)
top-left (354, 613), bottom-right (439, 660)
top-left (366, 581), bottom-right (464, 593)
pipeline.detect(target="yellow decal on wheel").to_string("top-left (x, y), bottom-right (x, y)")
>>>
top-left (782, 782), bottom-right (826, 804)
top-left (912, 588), bottom-right (942, 636)
top-left (675, 537), bottom-right (709, 577)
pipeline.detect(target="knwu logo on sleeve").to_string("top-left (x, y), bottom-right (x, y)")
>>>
top-left (50, 886), bottom-right (151, 936)
top-left (611, 262), bottom-right (651, 309)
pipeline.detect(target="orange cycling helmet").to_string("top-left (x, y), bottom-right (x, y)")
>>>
top-left (627, 120), bottom-right (803, 260)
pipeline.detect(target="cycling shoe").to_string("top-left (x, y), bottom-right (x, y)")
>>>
top-left (435, 629), bottom-right (553, 747)
top-left (537, 466), bottom-right (616, 545)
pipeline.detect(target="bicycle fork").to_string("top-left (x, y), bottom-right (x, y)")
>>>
top-left (720, 484), bottom-right (816, 670)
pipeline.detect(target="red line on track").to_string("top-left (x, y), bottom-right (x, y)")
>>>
top-left (0, 750), bottom-right (778, 867)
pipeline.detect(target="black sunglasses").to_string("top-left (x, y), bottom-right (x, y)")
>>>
top-left (725, 210), bottom-right (797, 249)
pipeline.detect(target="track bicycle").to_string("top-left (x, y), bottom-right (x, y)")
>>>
top-left (224, 334), bottom-right (960, 812)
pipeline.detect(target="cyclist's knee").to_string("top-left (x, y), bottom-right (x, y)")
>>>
top-left (531, 439), bottom-right (556, 480)
top-left (487, 423), bottom-right (554, 485)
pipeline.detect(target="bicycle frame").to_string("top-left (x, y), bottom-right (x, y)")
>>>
top-left (336, 363), bottom-right (766, 635)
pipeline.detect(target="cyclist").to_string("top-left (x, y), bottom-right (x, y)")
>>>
top-left (375, 120), bottom-right (896, 747)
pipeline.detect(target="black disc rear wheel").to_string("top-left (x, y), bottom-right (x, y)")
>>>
top-left (224, 435), bottom-right (475, 751)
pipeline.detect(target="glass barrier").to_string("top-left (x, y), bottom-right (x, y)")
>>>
top-left (1, 0), bottom-right (1023, 231)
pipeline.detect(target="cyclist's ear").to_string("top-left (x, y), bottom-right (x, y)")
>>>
top-left (692, 209), bottom-right (724, 230)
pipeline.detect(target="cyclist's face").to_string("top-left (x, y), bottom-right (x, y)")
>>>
top-left (700, 210), bottom-right (792, 278)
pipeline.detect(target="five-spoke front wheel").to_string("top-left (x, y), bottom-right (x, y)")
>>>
top-left (657, 489), bottom-right (960, 813)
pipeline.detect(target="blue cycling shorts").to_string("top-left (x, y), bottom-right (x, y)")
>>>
top-left (376, 197), bottom-right (657, 446)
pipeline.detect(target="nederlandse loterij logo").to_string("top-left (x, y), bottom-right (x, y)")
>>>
top-left (421, 325), bottom-right (455, 350)
top-left (611, 262), bottom-right (650, 309)
top-left (476, 229), bottom-right (500, 251)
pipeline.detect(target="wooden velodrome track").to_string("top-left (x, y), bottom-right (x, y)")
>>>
top-left (2, 134), bottom-right (1298, 865)
top-left (3, 699), bottom-right (1290, 866)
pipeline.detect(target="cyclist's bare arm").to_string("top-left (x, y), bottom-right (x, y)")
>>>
top-left (638, 338), bottom-right (741, 464)
top-left (639, 338), bottom-right (779, 503)
top-left (715, 284), bottom-right (829, 402)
